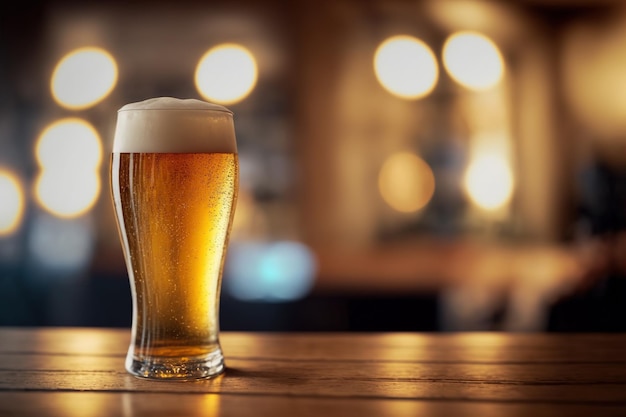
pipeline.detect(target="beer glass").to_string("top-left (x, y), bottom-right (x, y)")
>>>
top-left (110, 97), bottom-right (238, 380)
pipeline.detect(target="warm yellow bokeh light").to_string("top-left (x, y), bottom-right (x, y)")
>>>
top-left (563, 17), bottom-right (626, 140)
top-left (379, 152), bottom-right (436, 213)
top-left (51, 47), bottom-right (118, 110)
top-left (195, 43), bottom-right (258, 105)
top-left (443, 31), bottom-right (504, 91)
top-left (0, 169), bottom-right (25, 236)
top-left (34, 172), bottom-right (101, 219)
top-left (374, 35), bottom-right (439, 100)
top-left (464, 153), bottom-right (513, 211)
top-left (34, 118), bottom-right (102, 218)
top-left (36, 119), bottom-right (102, 170)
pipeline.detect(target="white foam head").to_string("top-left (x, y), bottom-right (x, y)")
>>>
top-left (113, 97), bottom-right (237, 153)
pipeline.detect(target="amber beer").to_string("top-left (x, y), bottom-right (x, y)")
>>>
top-left (110, 98), bottom-right (238, 379)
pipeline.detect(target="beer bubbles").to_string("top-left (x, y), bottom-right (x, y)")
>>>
top-left (111, 98), bottom-right (238, 379)
top-left (34, 118), bottom-right (102, 218)
top-left (374, 35), bottom-right (439, 100)
top-left (51, 47), bottom-right (118, 110)
top-left (195, 44), bottom-right (258, 105)
top-left (0, 168), bottom-right (25, 236)
top-left (443, 31), bottom-right (504, 91)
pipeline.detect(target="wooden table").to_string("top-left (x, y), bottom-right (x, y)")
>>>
top-left (0, 328), bottom-right (624, 416)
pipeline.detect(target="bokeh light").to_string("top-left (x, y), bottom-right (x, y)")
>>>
top-left (374, 35), bottom-right (439, 100)
top-left (464, 153), bottom-right (514, 210)
top-left (34, 118), bottom-right (102, 218)
top-left (51, 47), bottom-right (118, 110)
top-left (0, 169), bottom-right (25, 236)
top-left (563, 16), bottom-right (626, 139)
top-left (195, 43), bottom-right (258, 105)
top-left (34, 173), bottom-right (100, 219)
top-left (443, 31), bottom-right (504, 91)
top-left (226, 241), bottom-right (316, 302)
top-left (378, 152), bottom-right (436, 213)
top-left (35, 119), bottom-right (102, 169)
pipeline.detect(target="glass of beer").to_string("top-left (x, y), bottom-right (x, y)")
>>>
top-left (110, 97), bottom-right (238, 380)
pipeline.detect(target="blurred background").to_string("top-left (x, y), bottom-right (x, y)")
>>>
top-left (1, 0), bottom-right (625, 332)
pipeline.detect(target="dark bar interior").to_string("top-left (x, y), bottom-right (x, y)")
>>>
top-left (1, 0), bottom-right (625, 332)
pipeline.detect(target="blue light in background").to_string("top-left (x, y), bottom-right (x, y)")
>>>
top-left (28, 212), bottom-right (95, 276)
top-left (225, 241), bottom-right (316, 302)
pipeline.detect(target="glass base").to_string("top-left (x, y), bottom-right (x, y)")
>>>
top-left (125, 348), bottom-right (225, 380)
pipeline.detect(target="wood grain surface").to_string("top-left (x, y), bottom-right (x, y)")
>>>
top-left (0, 328), bottom-right (624, 416)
